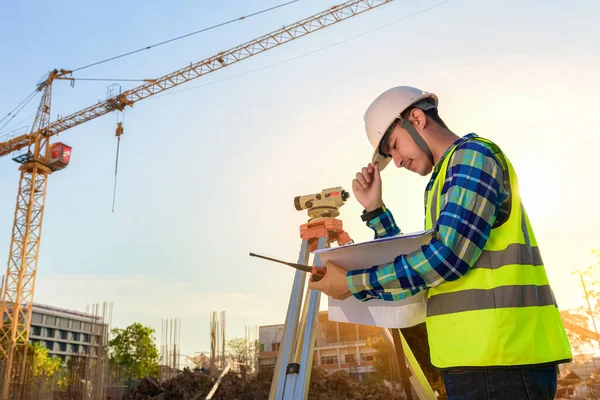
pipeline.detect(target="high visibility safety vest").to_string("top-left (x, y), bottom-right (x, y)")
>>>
top-left (424, 137), bottom-right (572, 369)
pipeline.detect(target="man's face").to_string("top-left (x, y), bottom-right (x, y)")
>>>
top-left (381, 121), bottom-right (433, 176)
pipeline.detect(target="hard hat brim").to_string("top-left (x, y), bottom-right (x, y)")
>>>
top-left (372, 150), bottom-right (392, 171)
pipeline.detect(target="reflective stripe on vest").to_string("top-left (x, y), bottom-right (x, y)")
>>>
top-left (423, 137), bottom-right (572, 368)
top-left (427, 284), bottom-right (557, 316)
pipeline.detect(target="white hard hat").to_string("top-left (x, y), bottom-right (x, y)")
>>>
top-left (363, 86), bottom-right (438, 170)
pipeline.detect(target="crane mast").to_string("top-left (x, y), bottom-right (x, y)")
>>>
top-left (0, 70), bottom-right (66, 398)
top-left (0, 0), bottom-right (396, 396)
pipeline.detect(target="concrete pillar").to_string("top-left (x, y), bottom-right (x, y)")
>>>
top-left (336, 322), bottom-right (340, 343)
top-left (356, 344), bottom-right (361, 366)
top-left (336, 347), bottom-right (341, 369)
top-left (317, 349), bottom-right (321, 365)
top-left (355, 324), bottom-right (360, 341)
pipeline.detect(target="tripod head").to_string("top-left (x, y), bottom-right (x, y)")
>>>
top-left (294, 186), bottom-right (350, 221)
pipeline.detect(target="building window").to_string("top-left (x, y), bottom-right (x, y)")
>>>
top-left (59, 343), bottom-right (67, 352)
top-left (59, 318), bottom-right (69, 329)
top-left (321, 356), bottom-right (338, 365)
top-left (31, 313), bottom-right (42, 324)
top-left (345, 354), bottom-right (356, 363)
top-left (360, 353), bottom-right (375, 362)
top-left (72, 320), bottom-right (81, 330)
top-left (271, 342), bottom-right (280, 351)
top-left (59, 330), bottom-right (68, 340)
top-left (46, 315), bottom-right (56, 326)
top-left (45, 341), bottom-right (55, 351)
top-left (82, 322), bottom-right (91, 332)
top-left (82, 333), bottom-right (89, 343)
top-left (31, 326), bottom-right (41, 336)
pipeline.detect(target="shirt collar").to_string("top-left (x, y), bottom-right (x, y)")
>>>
top-left (434, 133), bottom-right (478, 172)
top-left (426, 133), bottom-right (479, 189)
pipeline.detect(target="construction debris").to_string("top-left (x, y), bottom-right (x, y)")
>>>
top-left (122, 367), bottom-right (410, 400)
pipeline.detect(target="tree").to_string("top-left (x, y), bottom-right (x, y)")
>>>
top-left (109, 322), bottom-right (159, 381)
top-left (367, 336), bottom-right (395, 382)
top-left (227, 337), bottom-right (259, 380)
top-left (367, 326), bottom-right (443, 393)
top-left (30, 342), bottom-right (62, 377)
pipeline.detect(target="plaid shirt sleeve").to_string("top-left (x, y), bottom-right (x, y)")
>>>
top-left (366, 208), bottom-right (401, 239)
top-left (347, 140), bottom-right (508, 302)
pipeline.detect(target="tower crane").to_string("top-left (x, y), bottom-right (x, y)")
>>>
top-left (0, 0), bottom-right (395, 396)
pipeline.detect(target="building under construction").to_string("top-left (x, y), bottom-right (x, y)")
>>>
top-left (259, 311), bottom-right (381, 381)
top-left (0, 1), bottom-right (398, 397)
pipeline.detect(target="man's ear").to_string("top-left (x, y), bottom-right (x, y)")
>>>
top-left (410, 108), bottom-right (428, 129)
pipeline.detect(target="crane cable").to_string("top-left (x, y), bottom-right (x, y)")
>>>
top-left (68, 78), bottom-right (151, 82)
top-left (71, 0), bottom-right (300, 73)
top-left (112, 110), bottom-right (125, 213)
top-left (1, 1), bottom-right (302, 125)
top-left (0, 90), bottom-right (39, 132)
top-left (153, 0), bottom-right (452, 100)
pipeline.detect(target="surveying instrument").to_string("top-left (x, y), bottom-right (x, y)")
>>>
top-left (257, 187), bottom-right (436, 400)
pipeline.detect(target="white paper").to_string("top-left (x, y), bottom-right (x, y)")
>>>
top-left (313, 229), bottom-right (434, 328)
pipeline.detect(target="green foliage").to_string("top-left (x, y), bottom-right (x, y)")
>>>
top-left (30, 342), bottom-right (62, 377)
top-left (367, 325), bottom-right (442, 391)
top-left (109, 322), bottom-right (159, 380)
top-left (366, 337), bottom-right (394, 382)
top-left (227, 337), bottom-right (259, 364)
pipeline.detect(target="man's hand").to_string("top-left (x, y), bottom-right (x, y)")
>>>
top-left (352, 162), bottom-right (383, 211)
top-left (308, 261), bottom-right (352, 300)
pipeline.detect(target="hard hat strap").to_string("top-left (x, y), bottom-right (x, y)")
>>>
top-left (401, 119), bottom-right (434, 165)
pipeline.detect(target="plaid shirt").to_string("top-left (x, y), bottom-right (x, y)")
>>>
top-left (347, 134), bottom-right (509, 301)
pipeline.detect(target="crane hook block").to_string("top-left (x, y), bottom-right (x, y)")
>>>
top-left (115, 122), bottom-right (124, 138)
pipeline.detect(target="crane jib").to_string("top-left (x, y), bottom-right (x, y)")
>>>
top-left (0, 0), bottom-right (395, 158)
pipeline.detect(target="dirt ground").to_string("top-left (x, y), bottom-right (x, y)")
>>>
top-left (122, 367), bottom-right (410, 400)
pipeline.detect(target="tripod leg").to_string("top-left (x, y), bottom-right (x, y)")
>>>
top-left (383, 328), bottom-right (437, 400)
top-left (292, 236), bottom-right (328, 399)
top-left (392, 329), bottom-right (413, 400)
top-left (269, 239), bottom-right (311, 400)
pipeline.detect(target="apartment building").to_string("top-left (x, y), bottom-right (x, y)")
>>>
top-left (259, 311), bottom-right (383, 381)
top-left (28, 303), bottom-right (108, 363)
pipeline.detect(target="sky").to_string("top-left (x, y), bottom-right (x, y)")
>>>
top-left (0, 0), bottom-right (599, 362)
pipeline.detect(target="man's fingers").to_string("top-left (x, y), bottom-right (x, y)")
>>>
top-left (355, 172), bottom-right (367, 189)
top-left (308, 279), bottom-right (321, 291)
top-left (308, 276), bottom-right (328, 292)
top-left (361, 167), bottom-right (370, 183)
top-left (373, 162), bottom-right (382, 183)
top-left (351, 179), bottom-right (362, 192)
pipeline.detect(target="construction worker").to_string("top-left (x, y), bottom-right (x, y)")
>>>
top-left (309, 86), bottom-right (572, 399)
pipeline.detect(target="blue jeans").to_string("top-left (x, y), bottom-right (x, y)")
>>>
top-left (442, 366), bottom-right (558, 400)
